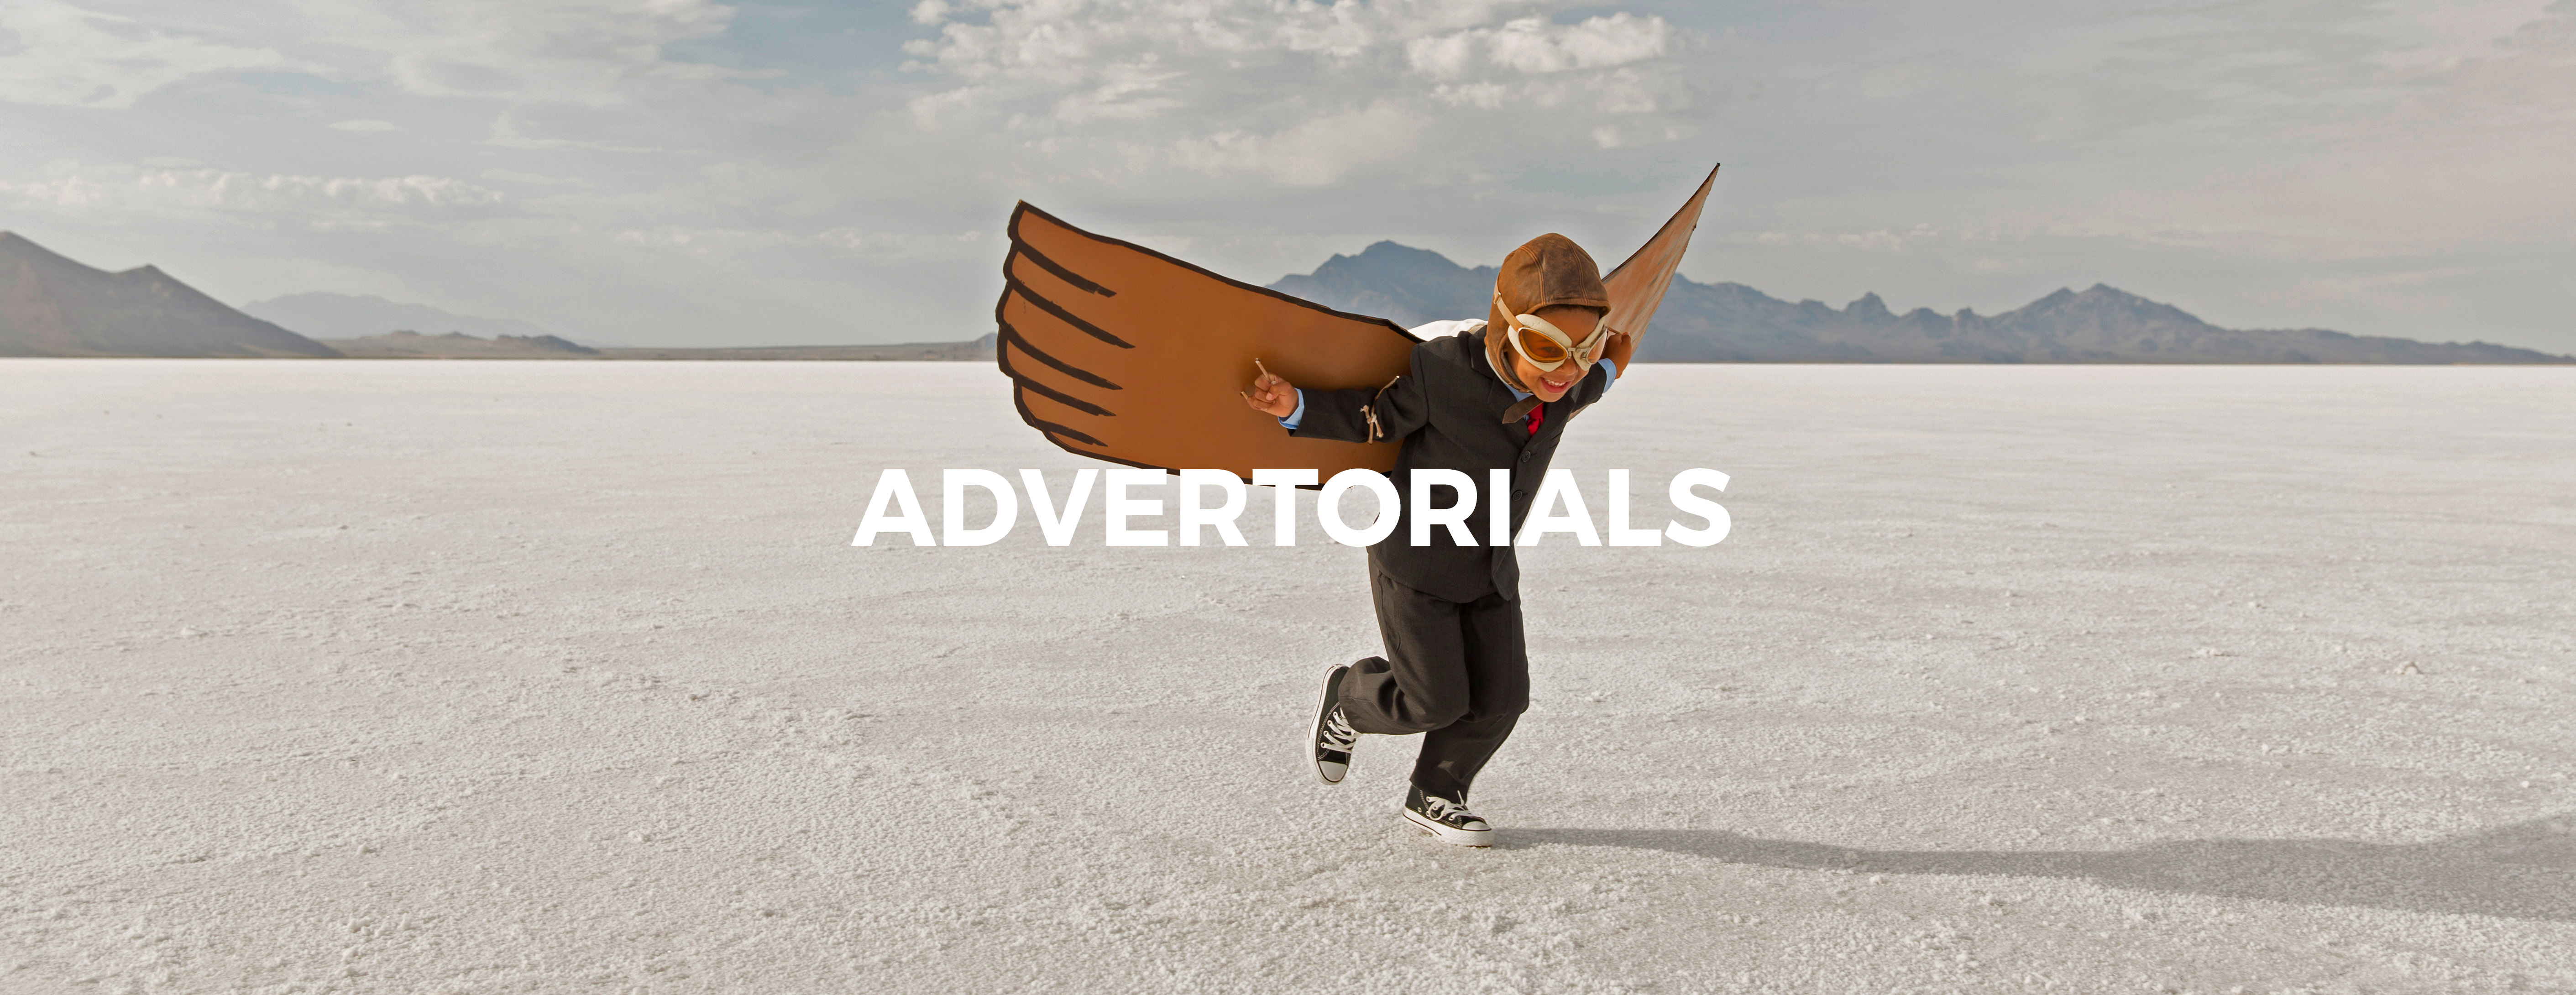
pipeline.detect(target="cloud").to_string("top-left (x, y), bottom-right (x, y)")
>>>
top-left (1170, 101), bottom-right (1429, 186)
top-left (485, 105), bottom-right (671, 152)
top-left (313, 0), bottom-right (738, 106)
top-left (1757, 225), bottom-right (1944, 252)
top-left (1477, 14), bottom-right (1673, 76)
top-left (1047, 58), bottom-right (1183, 124)
top-left (890, 0), bottom-right (1695, 204)
top-left (478, 168), bottom-right (586, 187)
top-left (608, 225), bottom-right (990, 263)
top-left (1405, 32), bottom-right (1476, 79)
top-left (3, 167), bottom-right (509, 226)
top-left (0, 0), bottom-right (303, 108)
top-left (5, 0), bottom-right (2573, 352)
top-left (901, 0), bottom-right (1684, 124)
top-left (1430, 81), bottom-right (1509, 108)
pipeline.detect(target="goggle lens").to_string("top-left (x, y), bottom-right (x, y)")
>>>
top-left (1516, 334), bottom-right (1569, 364)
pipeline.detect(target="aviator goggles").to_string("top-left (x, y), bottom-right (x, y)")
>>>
top-left (1494, 293), bottom-right (1612, 373)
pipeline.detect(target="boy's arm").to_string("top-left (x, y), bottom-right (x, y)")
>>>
top-left (1284, 377), bottom-right (1425, 443)
top-left (1244, 358), bottom-right (1429, 444)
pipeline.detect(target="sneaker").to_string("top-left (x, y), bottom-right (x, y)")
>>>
top-left (1403, 785), bottom-right (1492, 847)
top-left (1309, 664), bottom-right (1358, 784)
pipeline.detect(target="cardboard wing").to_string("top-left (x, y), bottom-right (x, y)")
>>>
top-left (997, 203), bottom-right (1419, 481)
top-left (1599, 163), bottom-right (1719, 346)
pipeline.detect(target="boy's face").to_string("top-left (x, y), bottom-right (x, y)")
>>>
top-left (1507, 305), bottom-right (1602, 403)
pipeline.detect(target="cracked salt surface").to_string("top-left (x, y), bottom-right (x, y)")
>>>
top-left (1, 360), bottom-right (2571, 993)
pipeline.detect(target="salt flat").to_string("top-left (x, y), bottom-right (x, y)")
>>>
top-left (2, 359), bottom-right (2571, 995)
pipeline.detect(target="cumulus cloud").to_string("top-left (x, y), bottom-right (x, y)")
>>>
top-left (890, 0), bottom-right (1693, 199)
top-left (901, 1), bottom-right (1684, 123)
top-left (1509, 12), bottom-right (1669, 72)
top-left (1170, 101), bottom-right (1429, 186)
top-left (1404, 32), bottom-right (1476, 79)
top-left (1433, 13), bottom-right (1672, 77)
top-left (0, 0), bottom-right (303, 108)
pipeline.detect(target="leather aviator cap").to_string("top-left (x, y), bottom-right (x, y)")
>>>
top-left (1484, 233), bottom-right (1609, 394)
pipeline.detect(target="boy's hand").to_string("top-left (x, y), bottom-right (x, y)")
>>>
top-left (1602, 327), bottom-right (1635, 375)
top-left (1244, 364), bottom-right (1298, 419)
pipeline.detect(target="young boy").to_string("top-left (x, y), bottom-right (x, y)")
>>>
top-left (1241, 233), bottom-right (1634, 846)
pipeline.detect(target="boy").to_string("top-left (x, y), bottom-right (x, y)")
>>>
top-left (1241, 233), bottom-right (1634, 846)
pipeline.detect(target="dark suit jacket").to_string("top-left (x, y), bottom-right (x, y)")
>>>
top-left (1288, 329), bottom-right (1613, 602)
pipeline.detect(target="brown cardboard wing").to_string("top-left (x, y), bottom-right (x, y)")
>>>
top-left (1600, 163), bottom-right (1720, 345)
top-left (997, 203), bottom-right (1419, 481)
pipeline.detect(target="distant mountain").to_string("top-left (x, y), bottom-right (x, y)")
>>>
top-left (1270, 241), bottom-right (2571, 364)
top-left (317, 330), bottom-right (996, 361)
top-left (1271, 241), bottom-right (1499, 330)
top-left (240, 292), bottom-right (566, 343)
top-left (0, 232), bottom-right (338, 357)
top-left (320, 330), bottom-right (600, 359)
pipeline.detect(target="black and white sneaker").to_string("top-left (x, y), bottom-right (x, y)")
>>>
top-left (1309, 664), bottom-right (1358, 784)
top-left (1403, 785), bottom-right (1492, 847)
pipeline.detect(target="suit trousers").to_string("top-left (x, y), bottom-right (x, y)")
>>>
top-left (1337, 570), bottom-right (1530, 801)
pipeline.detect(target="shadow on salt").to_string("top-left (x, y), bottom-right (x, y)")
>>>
top-left (1513, 813), bottom-right (2576, 921)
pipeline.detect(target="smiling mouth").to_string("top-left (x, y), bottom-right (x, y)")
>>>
top-left (1538, 373), bottom-right (1576, 393)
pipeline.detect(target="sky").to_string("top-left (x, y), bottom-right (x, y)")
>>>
top-left (1, 0), bottom-right (2571, 351)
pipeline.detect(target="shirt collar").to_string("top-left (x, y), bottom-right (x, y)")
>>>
top-left (1469, 324), bottom-right (1534, 401)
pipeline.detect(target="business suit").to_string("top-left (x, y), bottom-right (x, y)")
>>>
top-left (1288, 327), bottom-right (1613, 799)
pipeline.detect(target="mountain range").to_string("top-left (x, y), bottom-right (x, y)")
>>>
top-left (3, 230), bottom-right (2564, 363)
top-left (322, 330), bottom-right (600, 358)
top-left (239, 292), bottom-right (569, 342)
top-left (0, 232), bottom-right (336, 357)
top-left (1269, 242), bottom-right (2569, 364)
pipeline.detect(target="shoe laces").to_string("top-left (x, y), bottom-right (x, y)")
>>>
top-left (1319, 707), bottom-right (1358, 750)
top-left (1419, 792), bottom-right (1476, 823)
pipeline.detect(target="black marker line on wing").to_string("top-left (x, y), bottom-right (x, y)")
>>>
top-left (999, 339), bottom-right (1115, 418)
top-left (1011, 387), bottom-right (1107, 449)
top-left (997, 322), bottom-right (1120, 390)
top-left (1009, 243), bottom-right (1116, 298)
top-left (1004, 277), bottom-right (1134, 349)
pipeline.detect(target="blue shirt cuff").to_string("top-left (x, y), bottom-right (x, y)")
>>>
top-left (1599, 357), bottom-right (1619, 388)
top-left (1278, 389), bottom-right (1305, 430)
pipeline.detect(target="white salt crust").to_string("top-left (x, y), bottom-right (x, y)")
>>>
top-left (1, 360), bottom-right (2570, 993)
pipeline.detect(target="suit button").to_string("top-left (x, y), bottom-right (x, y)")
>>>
top-left (1513, 489), bottom-right (1528, 498)
top-left (1518, 452), bottom-right (1530, 462)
